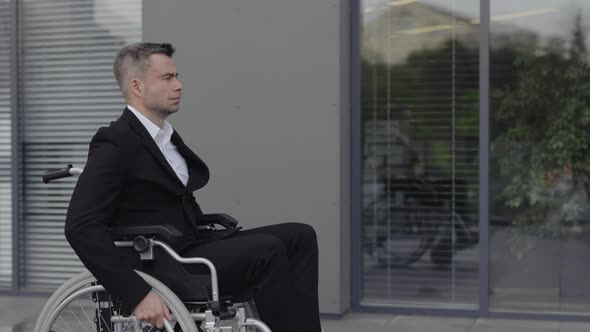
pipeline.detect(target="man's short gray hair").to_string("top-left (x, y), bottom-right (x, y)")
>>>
top-left (113, 42), bottom-right (176, 98)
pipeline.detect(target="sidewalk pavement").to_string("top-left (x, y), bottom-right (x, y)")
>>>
top-left (1, 295), bottom-right (589, 332)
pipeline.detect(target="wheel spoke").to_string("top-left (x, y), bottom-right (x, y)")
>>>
top-left (97, 309), bottom-right (113, 332)
top-left (54, 326), bottom-right (73, 332)
top-left (78, 301), bottom-right (96, 331)
top-left (121, 314), bottom-right (138, 332)
top-left (58, 314), bottom-right (74, 332)
top-left (68, 306), bottom-right (90, 332)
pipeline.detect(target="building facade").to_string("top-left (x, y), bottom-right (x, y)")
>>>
top-left (2, 0), bottom-right (590, 321)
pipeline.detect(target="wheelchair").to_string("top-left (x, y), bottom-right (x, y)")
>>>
top-left (363, 177), bottom-right (478, 267)
top-left (35, 166), bottom-right (272, 332)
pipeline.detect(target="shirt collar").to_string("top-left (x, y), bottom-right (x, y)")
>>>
top-left (127, 105), bottom-right (173, 147)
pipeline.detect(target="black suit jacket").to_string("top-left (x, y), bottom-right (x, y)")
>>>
top-left (65, 108), bottom-right (236, 309)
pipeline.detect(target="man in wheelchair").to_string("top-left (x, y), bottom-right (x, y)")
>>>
top-left (64, 42), bottom-right (321, 332)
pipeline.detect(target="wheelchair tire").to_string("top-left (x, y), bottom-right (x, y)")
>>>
top-left (35, 270), bottom-right (198, 332)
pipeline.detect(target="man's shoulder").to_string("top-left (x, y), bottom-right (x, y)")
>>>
top-left (91, 115), bottom-right (139, 148)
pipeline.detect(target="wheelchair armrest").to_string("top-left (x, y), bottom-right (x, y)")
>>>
top-left (194, 213), bottom-right (239, 229)
top-left (109, 225), bottom-right (183, 243)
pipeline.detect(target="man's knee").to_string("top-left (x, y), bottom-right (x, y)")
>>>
top-left (253, 235), bottom-right (292, 280)
top-left (283, 222), bottom-right (318, 252)
top-left (257, 234), bottom-right (289, 261)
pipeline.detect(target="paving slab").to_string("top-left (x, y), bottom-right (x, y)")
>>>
top-left (558, 321), bottom-right (590, 332)
top-left (386, 315), bottom-right (474, 332)
top-left (321, 312), bottom-right (395, 332)
top-left (471, 318), bottom-right (560, 332)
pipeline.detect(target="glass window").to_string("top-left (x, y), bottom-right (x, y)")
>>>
top-left (490, 0), bottom-right (590, 314)
top-left (361, 0), bottom-right (480, 307)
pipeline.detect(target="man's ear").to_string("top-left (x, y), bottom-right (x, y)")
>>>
top-left (129, 78), bottom-right (143, 97)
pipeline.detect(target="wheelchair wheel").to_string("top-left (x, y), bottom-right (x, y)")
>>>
top-left (35, 270), bottom-right (198, 332)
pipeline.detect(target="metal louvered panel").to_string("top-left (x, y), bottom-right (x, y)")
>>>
top-left (0, 0), bottom-right (12, 290)
top-left (21, 0), bottom-right (141, 292)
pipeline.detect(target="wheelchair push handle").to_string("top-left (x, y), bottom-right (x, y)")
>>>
top-left (42, 165), bottom-right (83, 183)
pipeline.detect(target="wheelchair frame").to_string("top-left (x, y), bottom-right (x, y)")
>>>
top-left (35, 166), bottom-right (272, 332)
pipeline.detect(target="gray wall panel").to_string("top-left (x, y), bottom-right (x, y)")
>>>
top-left (144, 0), bottom-right (350, 314)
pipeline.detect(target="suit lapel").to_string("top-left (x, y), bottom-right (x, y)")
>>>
top-left (121, 108), bottom-right (210, 191)
top-left (171, 131), bottom-right (210, 191)
top-left (122, 108), bottom-right (186, 188)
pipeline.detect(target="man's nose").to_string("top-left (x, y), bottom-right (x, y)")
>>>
top-left (175, 78), bottom-right (183, 91)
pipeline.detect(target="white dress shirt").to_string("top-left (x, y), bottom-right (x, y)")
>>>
top-left (127, 105), bottom-right (189, 186)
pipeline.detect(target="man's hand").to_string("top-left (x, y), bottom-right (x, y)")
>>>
top-left (133, 290), bottom-right (172, 328)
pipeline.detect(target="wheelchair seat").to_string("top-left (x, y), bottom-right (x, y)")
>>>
top-left (108, 221), bottom-right (254, 305)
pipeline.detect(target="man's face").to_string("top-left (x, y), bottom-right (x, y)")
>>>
top-left (140, 54), bottom-right (183, 115)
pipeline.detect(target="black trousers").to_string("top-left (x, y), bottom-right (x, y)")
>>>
top-left (178, 222), bottom-right (321, 332)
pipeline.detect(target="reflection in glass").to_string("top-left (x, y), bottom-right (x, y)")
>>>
top-left (490, 0), bottom-right (590, 314)
top-left (361, 0), bottom-right (479, 306)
